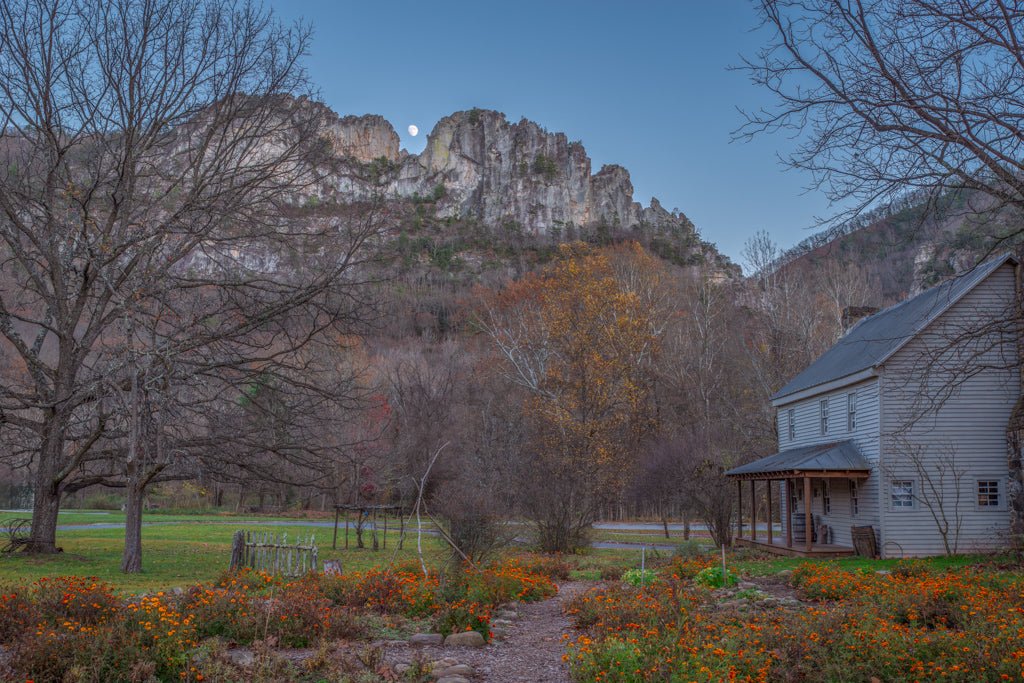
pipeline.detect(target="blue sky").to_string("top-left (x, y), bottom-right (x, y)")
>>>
top-left (270, 0), bottom-right (835, 264)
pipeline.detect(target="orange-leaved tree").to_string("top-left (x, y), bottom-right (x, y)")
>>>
top-left (479, 242), bottom-right (668, 551)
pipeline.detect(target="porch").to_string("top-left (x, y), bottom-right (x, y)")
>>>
top-left (725, 441), bottom-right (869, 557)
top-left (734, 537), bottom-right (856, 558)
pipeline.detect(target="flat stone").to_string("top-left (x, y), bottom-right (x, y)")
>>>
top-left (495, 609), bottom-right (517, 620)
top-left (491, 618), bottom-right (513, 626)
top-left (224, 648), bottom-right (255, 668)
top-left (410, 633), bottom-right (444, 646)
top-left (444, 631), bottom-right (486, 648)
top-left (431, 658), bottom-right (458, 669)
top-left (434, 664), bottom-right (475, 678)
top-left (436, 677), bottom-right (471, 683)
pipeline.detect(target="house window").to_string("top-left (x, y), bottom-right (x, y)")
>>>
top-left (978, 480), bottom-right (1001, 508)
top-left (847, 392), bottom-right (857, 431)
top-left (788, 408), bottom-right (795, 441)
top-left (823, 481), bottom-right (831, 515)
top-left (820, 398), bottom-right (829, 435)
top-left (891, 480), bottom-right (914, 509)
top-left (849, 480), bottom-right (859, 516)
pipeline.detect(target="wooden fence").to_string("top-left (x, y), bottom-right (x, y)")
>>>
top-left (229, 530), bottom-right (318, 577)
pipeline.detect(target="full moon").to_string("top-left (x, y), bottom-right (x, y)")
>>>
top-left (408, 124), bottom-right (419, 137)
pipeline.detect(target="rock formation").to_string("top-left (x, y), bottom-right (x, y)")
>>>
top-left (315, 108), bottom-right (696, 239)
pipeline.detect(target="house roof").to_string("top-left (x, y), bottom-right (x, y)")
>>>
top-left (771, 253), bottom-right (1017, 404)
top-left (725, 441), bottom-right (870, 479)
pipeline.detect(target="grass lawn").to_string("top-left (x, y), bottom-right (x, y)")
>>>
top-left (0, 513), bottom-right (453, 592)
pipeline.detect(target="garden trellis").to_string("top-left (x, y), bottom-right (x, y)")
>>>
top-left (229, 530), bottom-right (319, 577)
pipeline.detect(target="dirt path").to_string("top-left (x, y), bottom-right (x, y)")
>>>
top-left (457, 581), bottom-right (586, 682)
top-left (381, 581), bottom-right (588, 683)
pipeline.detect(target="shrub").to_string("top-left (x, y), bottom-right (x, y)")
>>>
top-left (321, 568), bottom-right (440, 617)
top-left (665, 556), bottom-right (714, 581)
top-left (620, 568), bottom-right (657, 587)
top-left (433, 599), bottom-right (491, 640)
top-left (508, 553), bottom-right (571, 581)
top-left (0, 589), bottom-right (36, 644)
top-left (463, 560), bottom-right (558, 605)
top-left (31, 576), bottom-right (119, 626)
top-left (183, 583), bottom-right (254, 641)
top-left (892, 558), bottom-right (930, 579)
top-left (532, 154), bottom-right (559, 181)
top-left (693, 566), bottom-right (738, 589)
top-left (673, 540), bottom-right (709, 558)
top-left (791, 563), bottom-right (874, 601)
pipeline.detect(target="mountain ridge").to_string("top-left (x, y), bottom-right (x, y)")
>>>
top-left (314, 105), bottom-right (705, 246)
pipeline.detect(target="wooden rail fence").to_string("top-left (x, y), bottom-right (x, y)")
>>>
top-left (229, 530), bottom-right (318, 577)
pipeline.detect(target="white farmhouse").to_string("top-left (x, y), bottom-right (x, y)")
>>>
top-left (726, 254), bottom-right (1019, 557)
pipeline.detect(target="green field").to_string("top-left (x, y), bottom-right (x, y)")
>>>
top-left (0, 511), bottom-right (454, 592)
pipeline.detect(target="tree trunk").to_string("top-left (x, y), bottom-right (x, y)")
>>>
top-left (121, 482), bottom-right (144, 573)
top-left (27, 474), bottom-right (61, 553)
top-left (26, 429), bottom-right (64, 553)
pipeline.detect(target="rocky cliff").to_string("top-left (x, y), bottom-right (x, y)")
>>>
top-left (314, 107), bottom-right (697, 240)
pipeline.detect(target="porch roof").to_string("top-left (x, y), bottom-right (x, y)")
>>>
top-left (725, 441), bottom-right (870, 480)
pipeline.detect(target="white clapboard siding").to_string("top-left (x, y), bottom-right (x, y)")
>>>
top-left (775, 378), bottom-right (881, 547)
top-left (878, 262), bottom-right (1018, 557)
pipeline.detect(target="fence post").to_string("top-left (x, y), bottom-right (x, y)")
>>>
top-left (230, 530), bottom-right (244, 570)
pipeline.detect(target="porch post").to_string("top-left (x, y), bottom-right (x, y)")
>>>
top-left (750, 479), bottom-right (757, 541)
top-left (804, 476), bottom-right (813, 552)
top-left (736, 479), bottom-right (743, 540)
top-left (785, 479), bottom-right (793, 548)
top-left (767, 479), bottom-right (774, 545)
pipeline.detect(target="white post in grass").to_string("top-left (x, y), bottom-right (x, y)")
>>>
top-left (641, 545), bottom-right (646, 587)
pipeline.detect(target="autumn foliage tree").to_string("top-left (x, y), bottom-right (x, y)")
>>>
top-left (480, 242), bottom-right (667, 551)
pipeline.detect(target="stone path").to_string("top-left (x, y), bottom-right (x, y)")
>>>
top-left (383, 581), bottom-right (588, 683)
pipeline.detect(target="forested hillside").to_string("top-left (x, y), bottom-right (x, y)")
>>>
top-left (776, 189), bottom-right (1024, 307)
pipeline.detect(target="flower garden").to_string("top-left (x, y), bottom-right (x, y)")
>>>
top-left (565, 556), bottom-right (1024, 682)
top-left (0, 558), bottom-right (560, 683)
top-left (5, 528), bottom-right (1024, 683)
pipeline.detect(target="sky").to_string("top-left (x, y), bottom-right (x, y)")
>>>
top-left (269, 0), bottom-right (836, 265)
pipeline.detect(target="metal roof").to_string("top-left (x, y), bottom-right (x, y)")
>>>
top-left (725, 441), bottom-right (870, 478)
top-left (771, 254), bottom-right (1017, 403)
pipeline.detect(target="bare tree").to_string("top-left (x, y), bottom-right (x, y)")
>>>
top-left (883, 439), bottom-right (967, 556)
top-left (738, 233), bottom-right (839, 451)
top-left (0, 0), bottom-right (381, 556)
top-left (674, 427), bottom-right (739, 548)
top-left (740, 0), bottom-right (1024, 237)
